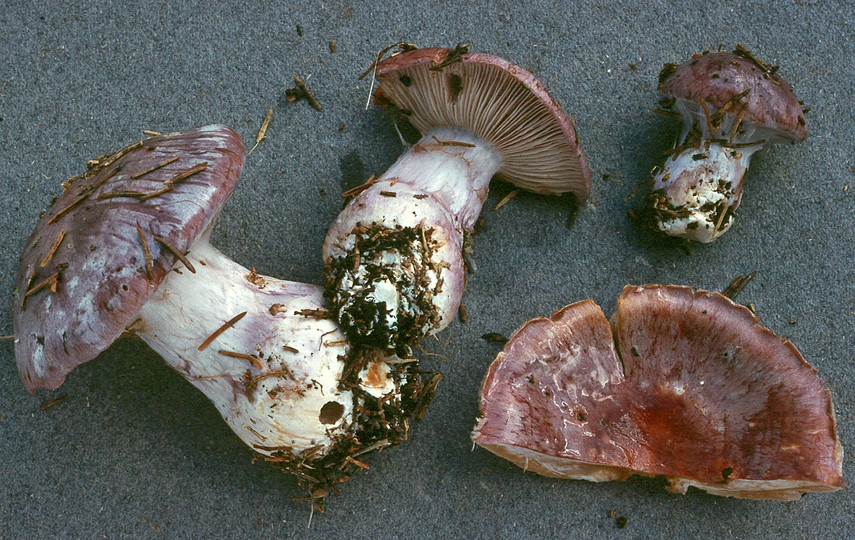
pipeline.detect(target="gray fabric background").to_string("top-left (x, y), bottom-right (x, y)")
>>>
top-left (1, 1), bottom-right (853, 538)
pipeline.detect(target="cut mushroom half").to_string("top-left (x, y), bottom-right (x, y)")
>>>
top-left (472, 285), bottom-right (844, 500)
top-left (324, 46), bottom-right (591, 355)
top-left (646, 44), bottom-right (807, 242)
top-left (14, 126), bottom-right (433, 488)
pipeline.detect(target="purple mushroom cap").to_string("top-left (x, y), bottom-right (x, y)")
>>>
top-left (473, 285), bottom-right (844, 500)
top-left (659, 46), bottom-right (807, 144)
top-left (14, 125), bottom-right (245, 392)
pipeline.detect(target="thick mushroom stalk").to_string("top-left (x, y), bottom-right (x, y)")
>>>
top-left (135, 232), bottom-right (403, 459)
top-left (324, 46), bottom-right (591, 355)
top-left (648, 45), bottom-right (807, 242)
top-left (14, 126), bottom-right (430, 485)
top-left (324, 127), bottom-right (501, 355)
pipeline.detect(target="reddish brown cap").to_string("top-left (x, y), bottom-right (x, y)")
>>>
top-left (473, 285), bottom-right (844, 500)
top-left (373, 47), bottom-right (591, 200)
top-left (14, 125), bottom-right (245, 392)
top-left (659, 46), bottom-right (807, 143)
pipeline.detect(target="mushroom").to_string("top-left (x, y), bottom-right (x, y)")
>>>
top-left (14, 125), bottom-right (429, 485)
top-left (472, 285), bottom-right (844, 500)
top-left (646, 44), bottom-right (807, 242)
top-left (323, 45), bottom-right (591, 355)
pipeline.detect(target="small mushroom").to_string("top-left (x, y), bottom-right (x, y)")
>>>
top-left (324, 46), bottom-right (591, 355)
top-left (647, 45), bottom-right (807, 242)
top-left (472, 285), bottom-right (844, 500)
top-left (14, 126), bottom-right (424, 484)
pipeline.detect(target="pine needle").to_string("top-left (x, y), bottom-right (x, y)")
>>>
top-left (249, 108), bottom-right (273, 155)
top-left (360, 41), bottom-right (419, 110)
top-left (493, 190), bottom-right (519, 211)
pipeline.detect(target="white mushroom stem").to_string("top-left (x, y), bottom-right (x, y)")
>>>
top-left (650, 104), bottom-right (767, 243)
top-left (651, 143), bottom-right (759, 242)
top-left (380, 126), bottom-right (502, 231)
top-left (323, 126), bottom-right (502, 352)
top-left (134, 231), bottom-right (397, 458)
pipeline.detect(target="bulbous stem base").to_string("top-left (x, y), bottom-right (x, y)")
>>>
top-left (647, 143), bottom-right (757, 243)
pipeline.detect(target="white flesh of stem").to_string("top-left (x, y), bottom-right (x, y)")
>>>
top-left (135, 236), bottom-right (396, 457)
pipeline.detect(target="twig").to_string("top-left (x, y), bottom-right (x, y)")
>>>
top-left (97, 141), bottom-right (143, 170)
top-left (40, 395), bottom-right (70, 410)
top-left (481, 332), bottom-right (508, 344)
top-left (722, 272), bottom-right (756, 301)
top-left (40, 229), bottom-right (66, 268)
top-left (351, 439), bottom-right (391, 457)
top-left (415, 344), bottom-right (448, 359)
top-left (153, 235), bottom-right (196, 273)
top-left (97, 190), bottom-right (148, 200)
top-left (296, 308), bottom-right (331, 319)
top-left (136, 225), bottom-right (154, 279)
top-left (25, 272), bottom-right (59, 297)
top-left (163, 162), bottom-right (207, 185)
top-left (431, 135), bottom-right (475, 147)
top-left (429, 43), bottom-right (469, 71)
top-left (131, 156), bottom-right (179, 179)
top-left (47, 194), bottom-right (87, 224)
top-left (246, 368), bottom-right (298, 396)
top-left (339, 455), bottom-right (370, 471)
top-left (729, 110), bottom-right (746, 144)
top-left (383, 357), bottom-right (418, 364)
top-left (719, 139), bottom-right (765, 149)
top-left (294, 77), bottom-right (322, 111)
top-left (199, 312), bottom-right (248, 351)
top-left (712, 202), bottom-right (730, 236)
top-left (493, 189), bottom-right (519, 211)
top-left (341, 174), bottom-right (377, 199)
top-left (359, 41), bottom-right (419, 109)
top-left (139, 185), bottom-right (175, 201)
top-left (219, 349), bottom-right (264, 370)
top-left (414, 372), bottom-right (442, 420)
top-left (249, 109), bottom-right (273, 155)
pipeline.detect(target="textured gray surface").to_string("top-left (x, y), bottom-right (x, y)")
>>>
top-left (1, 1), bottom-right (853, 538)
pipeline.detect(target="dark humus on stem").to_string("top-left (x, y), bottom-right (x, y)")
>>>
top-left (324, 223), bottom-right (443, 356)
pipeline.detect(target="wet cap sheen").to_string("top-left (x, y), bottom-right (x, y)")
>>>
top-left (659, 46), bottom-right (807, 143)
top-left (14, 125), bottom-right (245, 392)
top-left (473, 285), bottom-right (844, 500)
top-left (374, 47), bottom-right (591, 199)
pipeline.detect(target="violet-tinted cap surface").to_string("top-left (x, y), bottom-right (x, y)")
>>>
top-left (14, 125), bottom-right (245, 392)
top-left (373, 47), bottom-right (591, 199)
top-left (473, 285), bottom-right (844, 500)
top-left (659, 47), bottom-right (807, 143)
